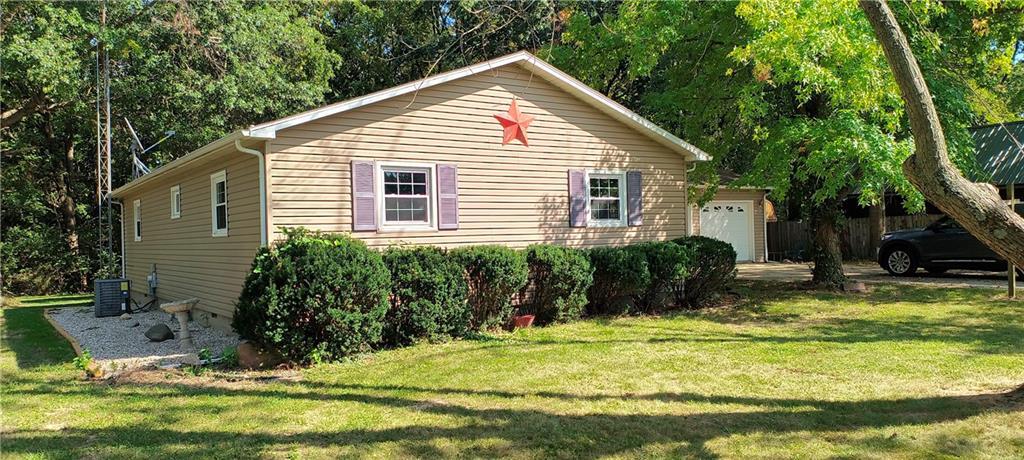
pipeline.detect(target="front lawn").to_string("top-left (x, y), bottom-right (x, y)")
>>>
top-left (3, 284), bottom-right (1023, 458)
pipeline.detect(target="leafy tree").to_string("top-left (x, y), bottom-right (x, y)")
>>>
top-left (860, 0), bottom-right (1024, 271)
top-left (1, 0), bottom-right (339, 294)
top-left (550, 0), bottom-right (1022, 287)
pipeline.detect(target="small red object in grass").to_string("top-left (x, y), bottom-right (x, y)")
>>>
top-left (512, 314), bottom-right (535, 329)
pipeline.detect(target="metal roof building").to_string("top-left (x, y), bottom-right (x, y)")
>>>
top-left (971, 121), bottom-right (1024, 186)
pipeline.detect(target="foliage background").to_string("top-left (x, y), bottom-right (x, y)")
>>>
top-left (2, 0), bottom-right (1022, 294)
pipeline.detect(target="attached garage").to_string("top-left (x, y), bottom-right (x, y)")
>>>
top-left (691, 188), bottom-right (770, 262)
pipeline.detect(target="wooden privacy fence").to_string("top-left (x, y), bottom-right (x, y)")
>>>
top-left (767, 214), bottom-right (943, 261)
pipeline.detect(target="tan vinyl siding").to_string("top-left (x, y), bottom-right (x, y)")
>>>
top-left (121, 146), bottom-right (261, 320)
top-left (270, 64), bottom-right (690, 248)
top-left (691, 189), bottom-right (767, 262)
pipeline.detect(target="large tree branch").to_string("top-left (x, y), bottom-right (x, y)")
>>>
top-left (859, 0), bottom-right (1024, 269)
top-left (1, 95), bottom-right (72, 130)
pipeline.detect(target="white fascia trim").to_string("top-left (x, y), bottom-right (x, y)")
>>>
top-left (245, 52), bottom-right (535, 139)
top-left (244, 51), bottom-right (710, 162)
top-left (111, 130), bottom-right (263, 198)
top-left (520, 57), bottom-right (709, 162)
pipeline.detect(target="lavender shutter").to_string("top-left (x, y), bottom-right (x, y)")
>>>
top-left (568, 169), bottom-right (587, 227)
top-left (626, 170), bottom-right (643, 226)
top-left (437, 164), bottom-right (459, 230)
top-left (351, 160), bottom-right (377, 231)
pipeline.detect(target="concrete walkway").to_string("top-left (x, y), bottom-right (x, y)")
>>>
top-left (737, 261), bottom-right (1013, 290)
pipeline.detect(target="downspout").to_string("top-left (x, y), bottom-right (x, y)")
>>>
top-left (110, 200), bottom-right (126, 278)
top-left (234, 140), bottom-right (268, 246)
top-left (685, 162), bottom-right (698, 236)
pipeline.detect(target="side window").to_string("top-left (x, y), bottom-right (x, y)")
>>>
top-left (170, 185), bottom-right (181, 219)
top-left (379, 165), bottom-right (432, 227)
top-left (210, 171), bottom-right (227, 236)
top-left (133, 199), bottom-right (142, 241)
top-left (587, 172), bottom-right (626, 226)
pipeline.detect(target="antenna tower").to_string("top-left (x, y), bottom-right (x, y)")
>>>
top-left (95, 0), bottom-right (113, 252)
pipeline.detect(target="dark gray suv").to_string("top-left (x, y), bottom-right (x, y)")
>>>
top-left (877, 205), bottom-right (1023, 276)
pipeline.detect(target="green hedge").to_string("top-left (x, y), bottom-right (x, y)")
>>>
top-left (381, 246), bottom-right (470, 346)
top-left (232, 229), bottom-right (390, 364)
top-left (632, 241), bottom-right (693, 311)
top-left (587, 246), bottom-right (650, 315)
top-left (522, 244), bottom-right (593, 325)
top-left (674, 236), bottom-right (737, 307)
top-left (451, 245), bottom-right (528, 330)
top-left (234, 232), bottom-right (736, 364)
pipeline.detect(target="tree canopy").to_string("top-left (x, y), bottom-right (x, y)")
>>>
top-left (2, 0), bottom-right (1022, 293)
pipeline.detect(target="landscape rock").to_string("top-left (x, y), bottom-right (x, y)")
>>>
top-left (237, 340), bottom-right (285, 369)
top-left (129, 321), bottom-right (140, 328)
top-left (120, 313), bottom-right (132, 320)
top-left (145, 324), bottom-right (175, 342)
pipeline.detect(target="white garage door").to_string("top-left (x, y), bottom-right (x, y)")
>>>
top-left (700, 201), bottom-right (753, 261)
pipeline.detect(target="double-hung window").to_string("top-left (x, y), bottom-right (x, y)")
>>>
top-left (587, 172), bottom-right (626, 227)
top-left (210, 171), bottom-right (228, 236)
top-left (379, 165), bottom-right (433, 228)
top-left (170, 185), bottom-right (181, 219)
top-left (133, 199), bottom-right (142, 241)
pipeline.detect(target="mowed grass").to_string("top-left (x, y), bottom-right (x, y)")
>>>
top-left (3, 284), bottom-right (1024, 459)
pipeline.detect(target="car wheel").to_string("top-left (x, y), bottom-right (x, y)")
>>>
top-left (882, 247), bottom-right (918, 276)
top-left (925, 267), bottom-right (948, 275)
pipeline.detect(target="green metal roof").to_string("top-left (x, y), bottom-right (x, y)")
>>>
top-left (970, 121), bottom-right (1024, 186)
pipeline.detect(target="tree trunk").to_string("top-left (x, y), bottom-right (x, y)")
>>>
top-left (859, 0), bottom-right (1024, 269)
top-left (869, 198), bottom-right (886, 250)
top-left (810, 200), bottom-right (847, 287)
top-left (45, 112), bottom-right (88, 292)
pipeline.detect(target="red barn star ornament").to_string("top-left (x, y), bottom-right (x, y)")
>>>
top-left (493, 98), bottom-right (534, 147)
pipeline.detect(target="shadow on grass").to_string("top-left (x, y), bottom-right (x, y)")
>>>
top-left (6, 378), bottom-right (1021, 458)
top-left (1, 306), bottom-right (76, 369)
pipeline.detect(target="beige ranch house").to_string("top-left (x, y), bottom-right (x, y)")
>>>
top-left (111, 51), bottom-right (768, 330)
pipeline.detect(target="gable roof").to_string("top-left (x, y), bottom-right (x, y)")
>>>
top-left (113, 51), bottom-right (708, 197)
top-left (246, 51), bottom-right (708, 160)
top-left (970, 121), bottom-right (1024, 186)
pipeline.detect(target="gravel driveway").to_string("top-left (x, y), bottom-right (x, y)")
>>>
top-left (737, 261), bottom-right (1015, 290)
top-left (47, 306), bottom-right (239, 371)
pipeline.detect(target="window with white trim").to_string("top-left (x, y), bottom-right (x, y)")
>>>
top-left (133, 199), bottom-right (142, 241)
top-left (170, 185), bottom-right (181, 219)
top-left (379, 165), bottom-right (433, 227)
top-left (210, 171), bottom-right (228, 236)
top-left (587, 172), bottom-right (626, 226)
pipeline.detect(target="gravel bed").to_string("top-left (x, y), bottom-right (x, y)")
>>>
top-left (48, 306), bottom-right (239, 370)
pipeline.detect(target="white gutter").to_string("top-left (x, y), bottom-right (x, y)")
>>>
top-left (234, 140), bottom-right (268, 246)
top-left (110, 200), bottom-right (126, 277)
top-left (111, 131), bottom-right (246, 198)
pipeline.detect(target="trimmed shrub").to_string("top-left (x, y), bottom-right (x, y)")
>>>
top-left (232, 229), bottom-right (390, 364)
top-left (674, 236), bottom-right (737, 307)
top-left (586, 246), bottom-right (650, 316)
top-left (632, 241), bottom-right (693, 311)
top-left (382, 246), bottom-right (470, 346)
top-left (451, 245), bottom-right (528, 330)
top-left (522, 244), bottom-right (593, 325)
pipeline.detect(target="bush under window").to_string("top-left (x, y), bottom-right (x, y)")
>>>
top-left (632, 241), bottom-right (693, 311)
top-left (381, 246), bottom-right (470, 346)
top-left (674, 236), bottom-right (737, 307)
top-left (522, 244), bottom-right (593, 325)
top-left (232, 228), bottom-right (391, 364)
top-left (451, 245), bottom-right (528, 330)
top-left (587, 246), bottom-right (651, 316)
